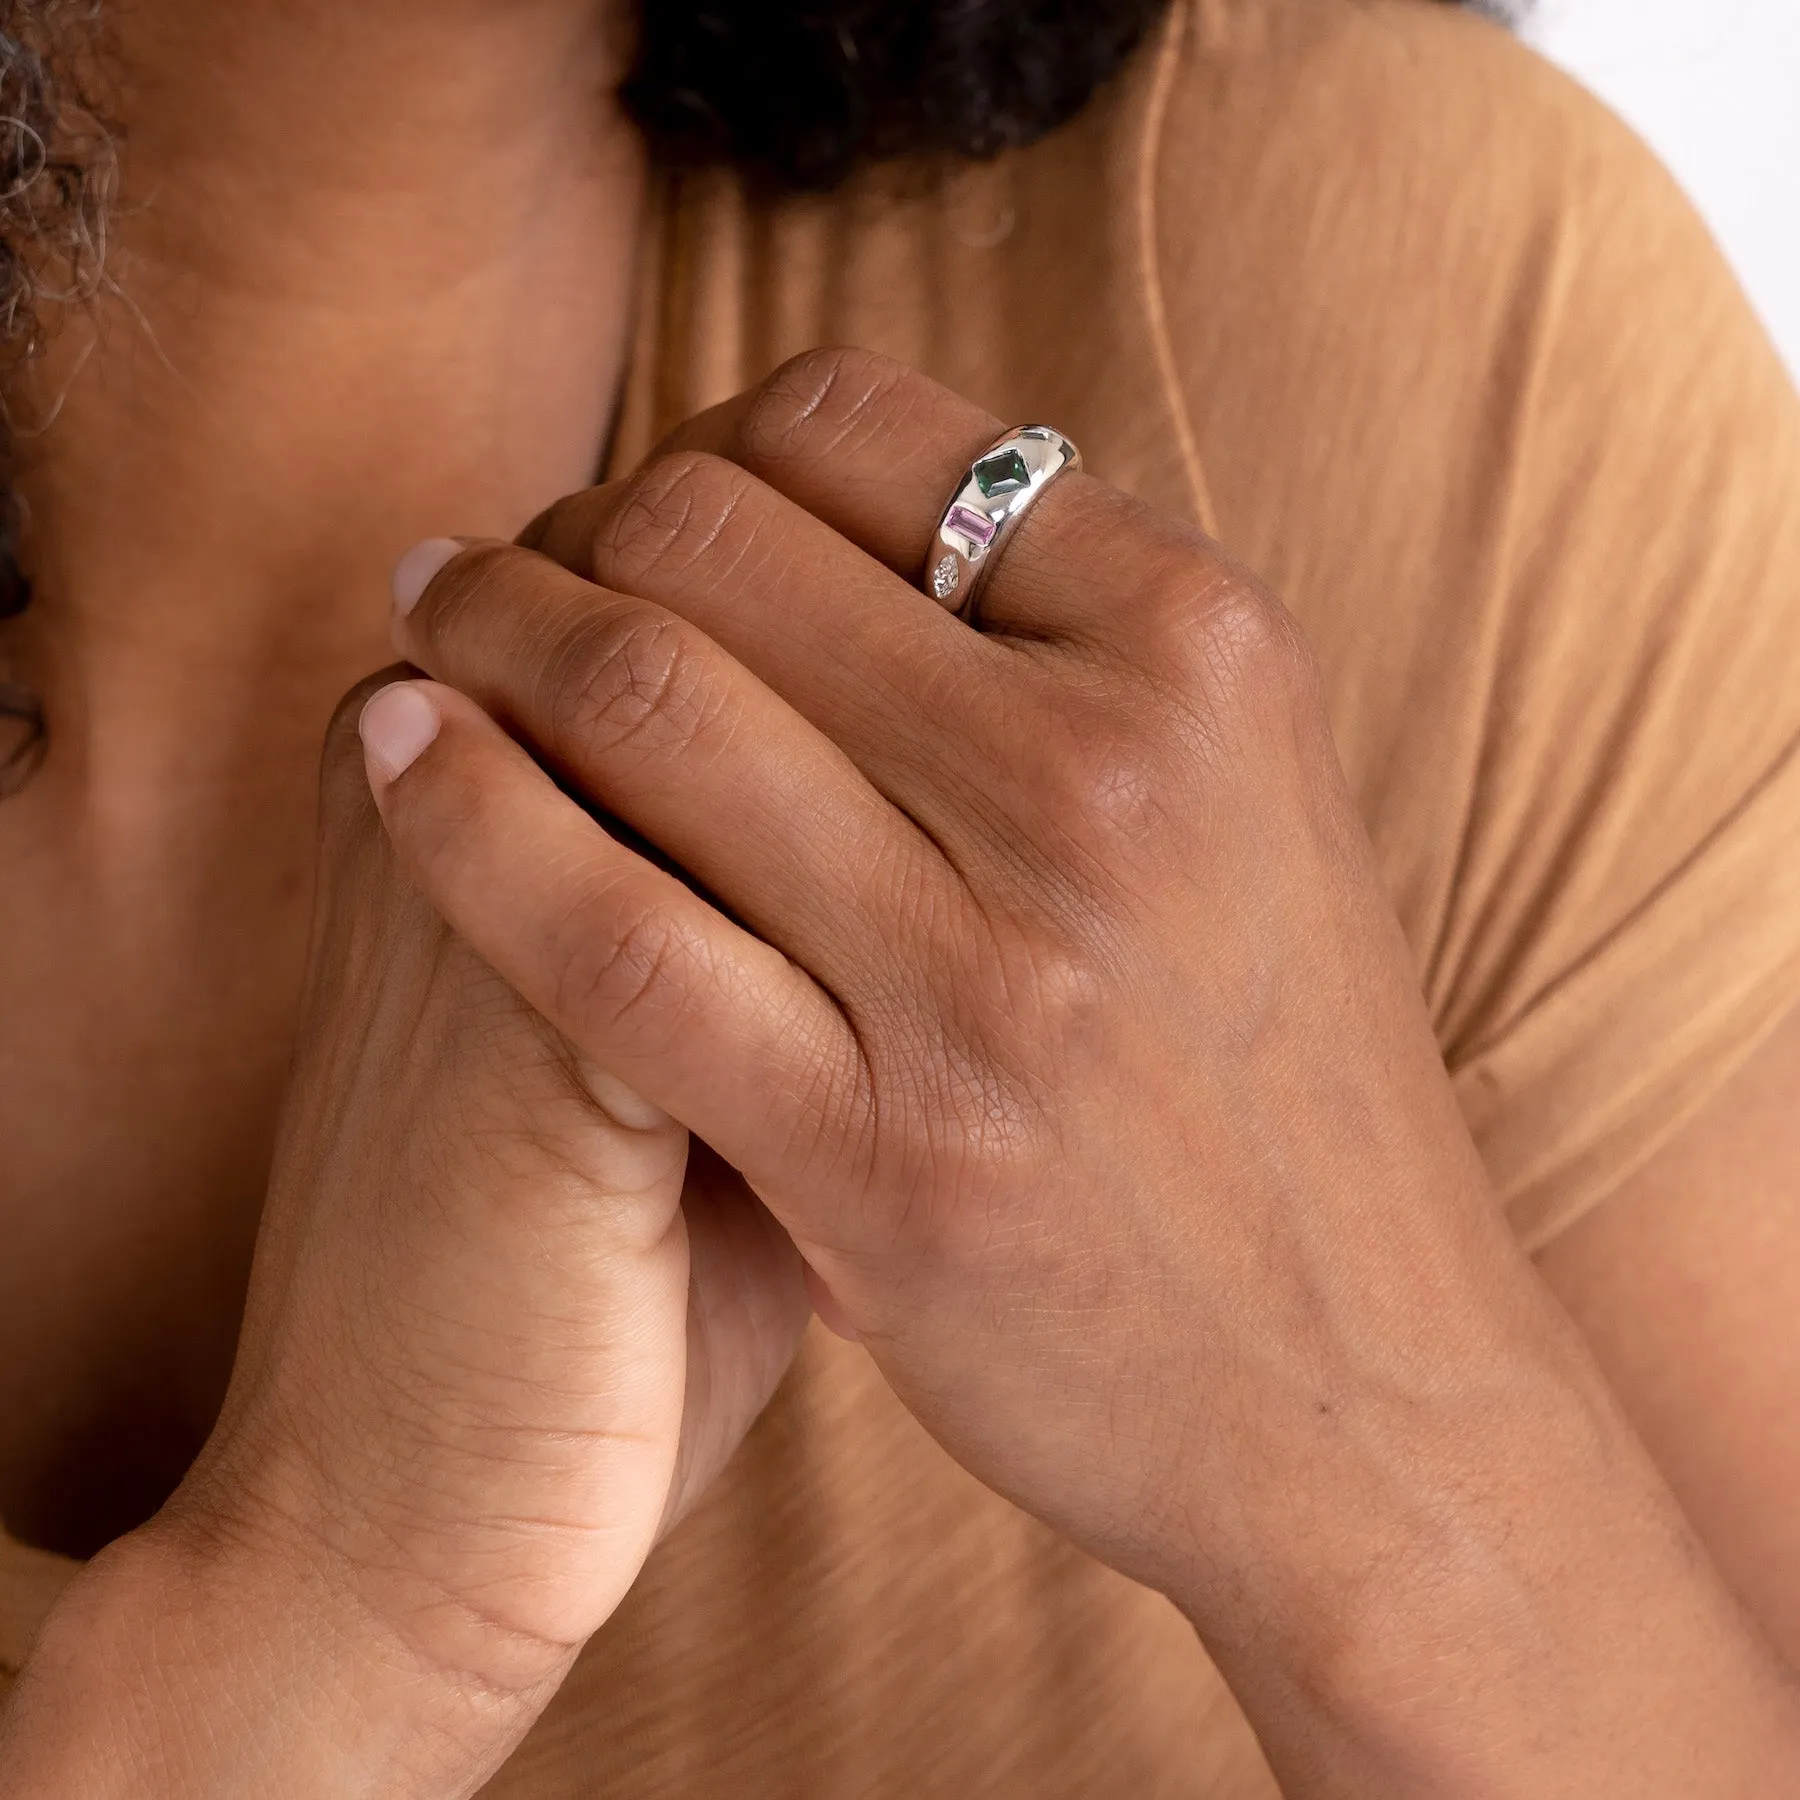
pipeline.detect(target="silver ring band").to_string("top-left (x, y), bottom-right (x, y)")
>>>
top-left (921, 425), bottom-right (1081, 620)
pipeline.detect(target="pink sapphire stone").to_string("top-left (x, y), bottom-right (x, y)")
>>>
top-left (947, 502), bottom-right (998, 547)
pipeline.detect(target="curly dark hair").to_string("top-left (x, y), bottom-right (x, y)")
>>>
top-left (625, 0), bottom-right (1516, 189)
top-left (625, 0), bottom-right (1176, 190)
top-left (0, 0), bottom-right (1504, 794)
top-left (0, 0), bottom-right (109, 793)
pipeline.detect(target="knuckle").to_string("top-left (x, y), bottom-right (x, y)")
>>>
top-left (992, 927), bottom-right (1109, 1056)
top-left (552, 884), bottom-right (701, 1051)
top-left (740, 345), bottom-right (913, 468)
top-left (547, 606), bottom-right (721, 766)
top-left (1032, 703), bottom-right (1168, 849)
top-left (408, 540), bottom-right (556, 668)
top-left (1121, 558), bottom-right (1323, 764)
top-left (593, 450), bottom-right (758, 592)
top-left (1183, 574), bottom-right (1317, 717)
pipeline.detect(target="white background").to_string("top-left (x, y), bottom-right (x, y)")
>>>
top-left (1527, 0), bottom-right (1800, 378)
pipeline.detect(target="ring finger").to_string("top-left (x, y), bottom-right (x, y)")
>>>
top-left (556, 346), bottom-right (1174, 650)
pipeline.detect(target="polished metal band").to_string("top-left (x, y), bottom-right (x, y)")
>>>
top-left (921, 425), bottom-right (1082, 621)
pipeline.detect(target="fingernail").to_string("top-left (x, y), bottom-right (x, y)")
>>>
top-left (359, 682), bottom-right (441, 783)
top-left (391, 537), bottom-right (463, 617)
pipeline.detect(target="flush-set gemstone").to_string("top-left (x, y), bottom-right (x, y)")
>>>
top-left (946, 502), bottom-right (998, 547)
top-left (921, 427), bottom-right (1079, 614)
top-left (972, 447), bottom-right (1031, 498)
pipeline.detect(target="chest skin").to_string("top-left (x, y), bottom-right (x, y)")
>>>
top-left (0, 0), bottom-right (649, 1564)
top-left (0, 710), bottom-right (322, 1556)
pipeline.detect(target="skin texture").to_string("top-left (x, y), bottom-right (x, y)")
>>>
top-left (0, 0), bottom-right (644, 1553)
top-left (0, 2), bottom-right (1796, 1794)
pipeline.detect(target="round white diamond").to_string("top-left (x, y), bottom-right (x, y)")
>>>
top-left (932, 553), bottom-right (961, 600)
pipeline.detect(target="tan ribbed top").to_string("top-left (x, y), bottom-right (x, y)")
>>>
top-left (7, 2), bottom-right (1800, 1791)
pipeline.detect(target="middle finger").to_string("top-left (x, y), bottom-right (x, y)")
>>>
top-left (485, 452), bottom-right (1059, 860)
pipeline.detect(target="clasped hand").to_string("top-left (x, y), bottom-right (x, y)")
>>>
top-left (158, 349), bottom-right (1593, 1787)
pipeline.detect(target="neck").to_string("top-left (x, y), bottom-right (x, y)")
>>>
top-left (10, 0), bottom-right (642, 799)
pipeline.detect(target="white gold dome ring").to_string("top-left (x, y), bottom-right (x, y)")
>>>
top-left (920, 425), bottom-right (1082, 623)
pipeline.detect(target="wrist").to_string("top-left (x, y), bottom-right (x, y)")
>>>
top-left (1163, 1287), bottom-right (1800, 1797)
top-left (1193, 1343), bottom-right (1611, 1792)
top-left (0, 1505), bottom-right (554, 1799)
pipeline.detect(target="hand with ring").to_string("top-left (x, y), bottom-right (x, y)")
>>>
top-left (348, 347), bottom-right (1786, 1794)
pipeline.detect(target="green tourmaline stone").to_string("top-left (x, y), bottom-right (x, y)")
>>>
top-left (973, 447), bottom-right (1030, 498)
